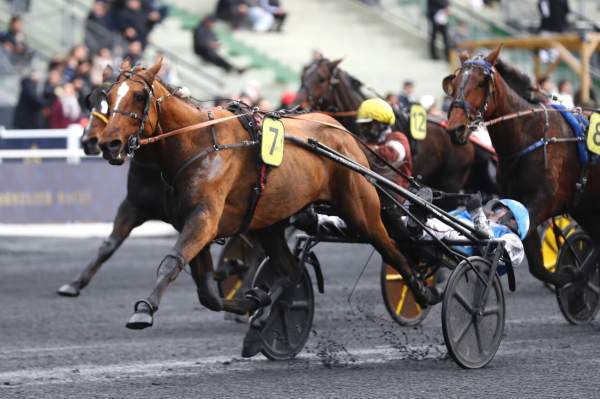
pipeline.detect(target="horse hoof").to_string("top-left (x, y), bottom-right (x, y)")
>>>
top-left (57, 282), bottom-right (80, 297)
top-left (126, 301), bottom-right (154, 330)
top-left (241, 326), bottom-right (263, 358)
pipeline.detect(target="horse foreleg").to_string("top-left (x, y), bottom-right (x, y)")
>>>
top-left (190, 246), bottom-right (223, 311)
top-left (126, 206), bottom-right (218, 330)
top-left (57, 199), bottom-right (145, 297)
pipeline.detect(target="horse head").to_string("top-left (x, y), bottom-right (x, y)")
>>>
top-left (444, 46), bottom-right (502, 144)
top-left (296, 57), bottom-right (344, 110)
top-left (98, 59), bottom-right (163, 165)
top-left (80, 66), bottom-right (116, 155)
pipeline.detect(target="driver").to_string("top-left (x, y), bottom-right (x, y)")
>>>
top-left (293, 98), bottom-right (414, 240)
top-left (294, 194), bottom-right (529, 271)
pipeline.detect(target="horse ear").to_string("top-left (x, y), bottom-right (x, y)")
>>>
top-left (142, 58), bottom-right (163, 82)
top-left (459, 50), bottom-right (470, 65)
top-left (485, 45), bottom-right (503, 66)
top-left (328, 58), bottom-right (343, 71)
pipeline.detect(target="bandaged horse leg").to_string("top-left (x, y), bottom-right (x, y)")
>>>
top-left (190, 246), bottom-right (223, 311)
top-left (126, 206), bottom-right (219, 329)
top-left (58, 199), bottom-right (145, 297)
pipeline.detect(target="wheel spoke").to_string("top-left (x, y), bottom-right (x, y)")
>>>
top-left (291, 300), bottom-right (309, 310)
top-left (395, 285), bottom-right (409, 316)
top-left (587, 281), bottom-right (600, 296)
top-left (453, 318), bottom-right (473, 347)
top-left (453, 291), bottom-right (475, 315)
top-left (473, 320), bottom-right (484, 355)
top-left (282, 308), bottom-right (293, 346)
top-left (483, 305), bottom-right (500, 317)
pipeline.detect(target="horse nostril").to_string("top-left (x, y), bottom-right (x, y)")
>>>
top-left (108, 140), bottom-right (122, 151)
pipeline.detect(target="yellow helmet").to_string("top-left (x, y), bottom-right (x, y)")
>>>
top-left (356, 98), bottom-right (396, 125)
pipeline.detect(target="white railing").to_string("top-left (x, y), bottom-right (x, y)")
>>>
top-left (0, 124), bottom-right (91, 164)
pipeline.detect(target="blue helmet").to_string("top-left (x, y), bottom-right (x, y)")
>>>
top-left (485, 199), bottom-right (530, 239)
top-left (499, 199), bottom-right (530, 240)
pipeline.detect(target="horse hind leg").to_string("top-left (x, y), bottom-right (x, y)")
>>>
top-left (189, 246), bottom-right (223, 311)
top-left (338, 179), bottom-right (440, 306)
top-left (57, 199), bottom-right (145, 297)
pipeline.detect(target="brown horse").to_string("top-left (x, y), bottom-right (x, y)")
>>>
top-left (95, 61), bottom-right (439, 329)
top-left (445, 46), bottom-right (600, 290)
top-left (57, 87), bottom-right (223, 312)
top-left (295, 58), bottom-right (479, 199)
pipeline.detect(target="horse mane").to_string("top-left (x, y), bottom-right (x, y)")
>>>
top-left (494, 59), bottom-right (545, 104)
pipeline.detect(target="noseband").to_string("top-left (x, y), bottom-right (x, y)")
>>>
top-left (448, 58), bottom-right (495, 130)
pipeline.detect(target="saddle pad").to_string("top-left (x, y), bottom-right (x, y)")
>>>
top-left (550, 103), bottom-right (590, 164)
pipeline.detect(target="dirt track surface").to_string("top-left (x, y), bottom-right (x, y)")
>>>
top-left (1, 236), bottom-right (600, 398)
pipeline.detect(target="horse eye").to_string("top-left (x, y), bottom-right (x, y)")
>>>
top-left (134, 93), bottom-right (146, 102)
top-left (318, 75), bottom-right (327, 83)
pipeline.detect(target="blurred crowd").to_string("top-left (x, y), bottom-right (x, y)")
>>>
top-left (193, 1), bottom-right (287, 74)
top-left (11, 0), bottom-right (170, 130)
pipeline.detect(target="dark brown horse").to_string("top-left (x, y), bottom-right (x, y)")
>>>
top-left (445, 47), bottom-right (600, 290)
top-left (95, 60), bottom-right (439, 330)
top-left (57, 88), bottom-right (223, 312)
top-left (295, 58), bottom-right (480, 198)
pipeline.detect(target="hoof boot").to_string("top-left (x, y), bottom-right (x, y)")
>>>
top-left (126, 300), bottom-right (154, 330)
top-left (57, 282), bottom-right (81, 297)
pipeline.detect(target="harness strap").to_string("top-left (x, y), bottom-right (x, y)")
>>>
top-left (139, 112), bottom-right (251, 145)
top-left (504, 136), bottom-right (583, 161)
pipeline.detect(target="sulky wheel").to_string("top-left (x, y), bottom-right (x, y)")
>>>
top-left (555, 231), bottom-right (600, 325)
top-left (442, 257), bottom-right (505, 369)
top-left (541, 216), bottom-right (576, 274)
top-left (380, 262), bottom-right (433, 326)
top-left (215, 235), bottom-right (264, 302)
top-left (251, 258), bottom-right (314, 360)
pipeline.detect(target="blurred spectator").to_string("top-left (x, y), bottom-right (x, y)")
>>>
top-left (123, 40), bottom-right (143, 64)
top-left (85, 0), bottom-right (116, 55)
top-left (13, 72), bottom-right (44, 129)
top-left (450, 19), bottom-right (469, 49)
top-left (537, 76), bottom-right (556, 96)
top-left (427, 0), bottom-right (450, 60)
top-left (257, 98), bottom-right (271, 111)
top-left (155, 52), bottom-right (178, 86)
top-left (259, 0), bottom-right (287, 32)
top-left (421, 94), bottom-right (442, 117)
top-left (90, 47), bottom-right (114, 86)
top-left (49, 83), bottom-right (82, 129)
top-left (247, 2), bottom-right (274, 32)
top-left (538, 0), bottom-right (570, 33)
top-left (0, 16), bottom-right (32, 66)
top-left (216, 0), bottom-right (250, 29)
top-left (279, 90), bottom-right (296, 109)
top-left (63, 45), bottom-right (89, 82)
top-left (556, 79), bottom-right (574, 108)
top-left (193, 15), bottom-right (245, 74)
top-left (398, 80), bottom-right (415, 109)
top-left (385, 93), bottom-right (400, 110)
top-left (115, 0), bottom-right (154, 47)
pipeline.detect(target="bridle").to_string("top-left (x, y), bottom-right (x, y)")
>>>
top-left (446, 57), bottom-right (496, 131)
top-left (102, 68), bottom-right (164, 156)
top-left (299, 59), bottom-right (341, 112)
